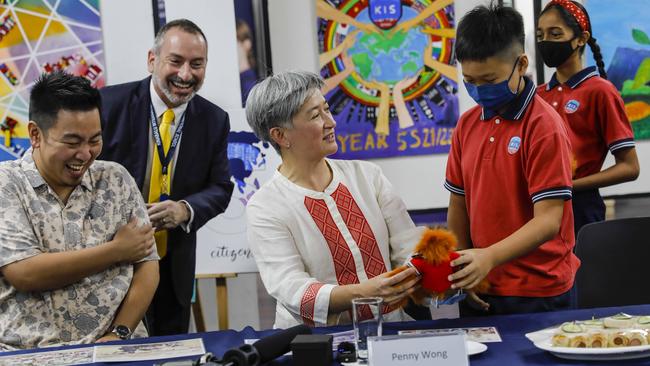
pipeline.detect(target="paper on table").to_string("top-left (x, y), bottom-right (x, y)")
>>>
top-left (0, 347), bottom-right (94, 366)
top-left (93, 338), bottom-right (205, 362)
top-left (398, 326), bottom-right (502, 343)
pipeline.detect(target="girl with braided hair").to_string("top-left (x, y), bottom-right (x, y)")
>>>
top-left (536, 0), bottom-right (639, 237)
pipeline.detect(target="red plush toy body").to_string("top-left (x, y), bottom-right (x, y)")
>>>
top-left (409, 252), bottom-right (460, 294)
top-left (388, 228), bottom-right (489, 307)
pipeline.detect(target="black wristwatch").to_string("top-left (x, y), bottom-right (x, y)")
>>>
top-left (110, 324), bottom-right (132, 340)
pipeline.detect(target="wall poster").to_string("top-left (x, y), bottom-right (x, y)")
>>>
top-left (586, 0), bottom-right (650, 140)
top-left (317, 0), bottom-right (458, 159)
top-left (0, 0), bottom-right (105, 161)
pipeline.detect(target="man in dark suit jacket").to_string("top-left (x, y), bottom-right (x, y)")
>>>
top-left (99, 19), bottom-right (233, 335)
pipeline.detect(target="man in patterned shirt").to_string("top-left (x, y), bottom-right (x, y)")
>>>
top-left (0, 72), bottom-right (159, 350)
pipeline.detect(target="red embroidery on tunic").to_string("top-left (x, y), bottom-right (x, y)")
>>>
top-left (331, 184), bottom-right (387, 278)
top-left (304, 185), bottom-right (396, 319)
top-left (305, 196), bottom-right (359, 285)
top-left (300, 282), bottom-right (325, 326)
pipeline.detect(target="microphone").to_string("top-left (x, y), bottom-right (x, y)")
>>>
top-left (219, 324), bottom-right (312, 366)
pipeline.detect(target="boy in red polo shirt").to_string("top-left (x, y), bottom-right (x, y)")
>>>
top-left (445, 4), bottom-right (580, 315)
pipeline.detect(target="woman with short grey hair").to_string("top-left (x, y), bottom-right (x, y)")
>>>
top-left (245, 71), bottom-right (422, 328)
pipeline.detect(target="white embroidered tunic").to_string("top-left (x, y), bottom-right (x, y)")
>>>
top-left (247, 159), bottom-right (422, 328)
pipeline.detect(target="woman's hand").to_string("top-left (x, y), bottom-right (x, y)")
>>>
top-left (359, 267), bottom-right (420, 305)
top-left (449, 248), bottom-right (495, 290)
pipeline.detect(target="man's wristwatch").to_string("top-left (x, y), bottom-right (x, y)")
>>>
top-left (109, 324), bottom-right (132, 340)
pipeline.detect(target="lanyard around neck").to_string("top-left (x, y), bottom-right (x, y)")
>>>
top-left (149, 103), bottom-right (186, 175)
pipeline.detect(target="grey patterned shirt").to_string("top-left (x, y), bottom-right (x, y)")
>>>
top-left (0, 152), bottom-right (158, 351)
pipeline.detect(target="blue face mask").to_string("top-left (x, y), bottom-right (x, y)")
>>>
top-left (464, 57), bottom-right (522, 110)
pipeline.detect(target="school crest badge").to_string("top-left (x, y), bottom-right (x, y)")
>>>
top-left (507, 136), bottom-right (521, 155)
top-left (368, 0), bottom-right (402, 29)
top-left (565, 99), bottom-right (580, 114)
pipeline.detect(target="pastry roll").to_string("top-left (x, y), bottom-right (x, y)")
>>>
top-left (552, 333), bottom-right (570, 347)
top-left (569, 334), bottom-right (588, 348)
top-left (587, 332), bottom-right (607, 348)
top-left (608, 331), bottom-right (630, 347)
top-left (627, 330), bottom-right (649, 346)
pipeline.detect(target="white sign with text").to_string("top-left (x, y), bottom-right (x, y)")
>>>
top-left (368, 332), bottom-right (468, 366)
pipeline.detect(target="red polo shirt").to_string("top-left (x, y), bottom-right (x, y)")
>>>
top-left (538, 66), bottom-right (635, 179)
top-left (445, 77), bottom-right (579, 297)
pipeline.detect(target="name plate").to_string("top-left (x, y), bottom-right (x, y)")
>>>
top-left (367, 332), bottom-right (468, 366)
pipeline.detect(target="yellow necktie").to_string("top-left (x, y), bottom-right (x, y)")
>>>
top-left (149, 109), bottom-right (174, 258)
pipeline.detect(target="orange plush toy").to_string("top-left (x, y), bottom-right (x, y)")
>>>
top-left (388, 228), bottom-right (489, 307)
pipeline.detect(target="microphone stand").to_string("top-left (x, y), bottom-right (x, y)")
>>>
top-left (199, 344), bottom-right (261, 366)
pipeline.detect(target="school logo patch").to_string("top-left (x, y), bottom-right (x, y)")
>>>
top-left (368, 0), bottom-right (403, 30)
top-left (565, 99), bottom-right (580, 114)
top-left (507, 136), bottom-right (521, 155)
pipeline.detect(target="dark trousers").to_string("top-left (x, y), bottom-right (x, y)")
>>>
top-left (572, 189), bottom-right (605, 238)
top-left (460, 290), bottom-right (573, 317)
top-left (146, 255), bottom-right (191, 336)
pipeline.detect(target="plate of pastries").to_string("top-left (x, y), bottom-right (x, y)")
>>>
top-left (525, 313), bottom-right (650, 360)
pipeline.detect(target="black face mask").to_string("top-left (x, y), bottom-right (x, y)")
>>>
top-left (537, 39), bottom-right (578, 67)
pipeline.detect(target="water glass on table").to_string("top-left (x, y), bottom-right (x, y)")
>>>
top-left (352, 297), bottom-right (383, 362)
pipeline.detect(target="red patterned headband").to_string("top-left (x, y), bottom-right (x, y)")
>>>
top-left (547, 0), bottom-right (590, 32)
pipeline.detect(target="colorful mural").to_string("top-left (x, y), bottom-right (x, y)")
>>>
top-left (587, 0), bottom-right (650, 140)
top-left (317, 0), bottom-right (458, 159)
top-left (0, 0), bottom-right (105, 161)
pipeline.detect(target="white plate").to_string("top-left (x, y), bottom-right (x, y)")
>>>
top-left (467, 340), bottom-right (488, 356)
top-left (526, 327), bottom-right (650, 361)
top-left (534, 340), bottom-right (650, 361)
